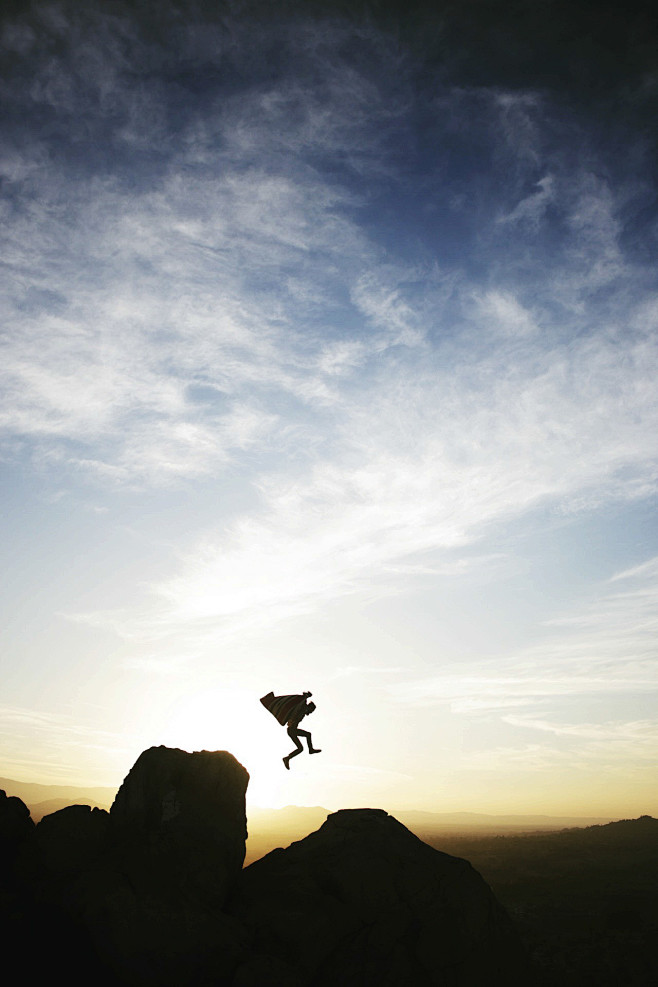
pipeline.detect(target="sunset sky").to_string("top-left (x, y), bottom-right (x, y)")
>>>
top-left (1, 0), bottom-right (657, 817)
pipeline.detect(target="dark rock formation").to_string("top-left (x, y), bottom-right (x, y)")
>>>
top-left (0, 755), bottom-right (529, 986)
top-left (111, 745), bottom-right (248, 909)
top-left (7, 748), bottom-right (250, 987)
top-left (0, 789), bottom-right (34, 908)
top-left (228, 808), bottom-right (528, 986)
top-left (34, 803), bottom-right (110, 879)
top-left (88, 746), bottom-right (250, 986)
top-left (73, 746), bottom-right (251, 986)
top-left (0, 788), bottom-right (34, 875)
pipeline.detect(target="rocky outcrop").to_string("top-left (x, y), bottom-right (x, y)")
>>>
top-left (229, 808), bottom-right (528, 986)
top-left (34, 803), bottom-right (110, 879)
top-left (0, 789), bottom-right (34, 873)
top-left (73, 746), bottom-right (251, 986)
top-left (111, 746), bottom-right (248, 909)
top-left (1, 753), bottom-right (529, 986)
top-left (11, 747), bottom-right (250, 987)
top-left (0, 789), bottom-right (34, 904)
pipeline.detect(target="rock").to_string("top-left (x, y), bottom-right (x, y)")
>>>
top-left (229, 808), bottom-right (528, 986)
top-left (34, 804), bottom-right (110, 879)
top-left (78, 866), bottom-right (248, 987)
top-left (2, 757), bottom-right (530, 987)
top-left (0, 789), bottom-right (34, 900)
top-left (0, 789), bottom-right (36, 916)
top-left (0, 789), bottom-right (34, 870)
top-left (111, 745), bottom-right (249, 908)
top-left (12, 747), bottom-right (251, 987)
top-left (0, 791), bottom-right (102, 982)
top-left (81, 746), bottom-right (251, 986)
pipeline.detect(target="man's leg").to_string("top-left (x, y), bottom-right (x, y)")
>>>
top-left (296, 728), bottom-right (321, 755)
top-left (283, 729), bottom-right (304, 769)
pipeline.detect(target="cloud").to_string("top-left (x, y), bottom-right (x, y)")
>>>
top-left (473, 289), bottom-right (538, 337)
top-left (351, 270), bottom-right (426, 346)
top-left (2, 6), bottom-right (655, 494)
top-left (0, 162), bottom-right (364, 480)
top-left (543, 557), bottom-right (658, 662)
top-left (608, 555), bottom-right (658, 583)
top-left (458, 718), bottom-right (658, 777)
top-left (0, 703), bottom-right (139, 783)
top-left (497, 175), bottom-right (554, 228)
top-left (501, 715), bottom-right (658, 748)
top-left (4, 2), bottom-right (658, 640)
top-left (0, 7), bottom-right (424, 486)
top-left (78, 298), bottom-right (658, 650)
top-left (388, 555), bottom-right (658, 738)
top-left (2, 2), bottom-right (657, 808)
top-left (389, 672), bottom-right (655, 714)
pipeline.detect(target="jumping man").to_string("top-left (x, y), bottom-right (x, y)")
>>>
top-left (259, 690), bottom-right (322, 769)
top-left (283, 691), bottom-right (322, 770)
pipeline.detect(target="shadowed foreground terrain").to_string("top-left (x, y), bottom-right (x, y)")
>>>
top-left (245, 809), bottom-right (658, 984)
top-left (0, 746), bottom-right (528, 986)
top-left (422, 818), bottom-right (658, 987)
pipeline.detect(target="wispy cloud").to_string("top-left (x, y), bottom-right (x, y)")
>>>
top-left (497, 175), bottom-right (554, 228)
top-left (456, 718), bottom-right (658, 777)
top-left (4, 3), bottom-right (658, 657)
top-left (2, 5), bottom-right (655, 502)
top-left (104, 304), bottom-right (656, 637)
top-left (0, 7), bottom-right (417, 484)
top-left (388, 555), bottom-right (658, 765)
top-left (0, 704), bottom-right (139, 784)
top-left (502, 715), bottom-right (658, 748)
top-left (472, 289), bottom-right (539, 338)
top-left (2, 3), bottom-right (657, 808)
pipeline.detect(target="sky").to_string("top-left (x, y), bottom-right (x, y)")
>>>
top-left (1, 0), bottom-right (657, 817)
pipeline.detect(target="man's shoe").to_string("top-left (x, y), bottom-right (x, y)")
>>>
top-left (309, 748), bottom-right (322, 754)
top-left (283, 756), bottom-right (290, 770)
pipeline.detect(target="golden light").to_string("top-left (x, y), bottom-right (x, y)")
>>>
top-left (156, 687), bottom-right (292, 808)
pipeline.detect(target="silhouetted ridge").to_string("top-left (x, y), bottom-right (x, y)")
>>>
top-left (582, 815), bottom-right (657, 836)
top-left (230, 807), bottom-right (527, 985)
top-left (0, 750), bottom-right (527, 985)
top-left (0, 788), bottom-right (34, 882)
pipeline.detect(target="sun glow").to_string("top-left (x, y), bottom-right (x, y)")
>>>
top-left (156, 688), bottom-right (292, 808)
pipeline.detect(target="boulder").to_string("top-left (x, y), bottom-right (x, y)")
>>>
top-left (111, 745), bottom-right (249, 909)
top-left (0, 789), bottom-right (34, 905)
top-left (74, 746), bottom-right (251, 986)
top-left (0, 789), bottom-right (34, 872)
top-left (34, 804), bottom-right (110, 879)
top-left (229, 808), bottom-right (528, 986)
top-left (0, 792), bottom-right (102, 982)
top-left (18, 747), bottom-right (251, 987)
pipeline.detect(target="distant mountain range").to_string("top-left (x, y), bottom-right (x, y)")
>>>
top-left (395, 808), bottom-right (616, 831)
top-left (0, 775), bottom-right (616, 831)
top-left (0, 776), bottom-right (115, 821)
top-left (245, 804), bottom-right (617, 864)
top-left (250, 804), bottom-right (615, 831)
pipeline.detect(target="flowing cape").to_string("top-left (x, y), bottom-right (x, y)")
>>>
top-left (260, 691), bottom-right (307, 726)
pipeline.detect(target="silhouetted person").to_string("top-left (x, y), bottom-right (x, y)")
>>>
top-left (260, 689), bottom-right (323, 768)
top-left (283, 691), bottom-right (321, 769)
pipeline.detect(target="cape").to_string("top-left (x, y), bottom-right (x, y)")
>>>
top-left (260, 692), bottom-right (307, 726)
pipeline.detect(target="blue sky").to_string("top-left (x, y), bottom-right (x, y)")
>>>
top-left (1, 1), bottom-right (657, 814)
